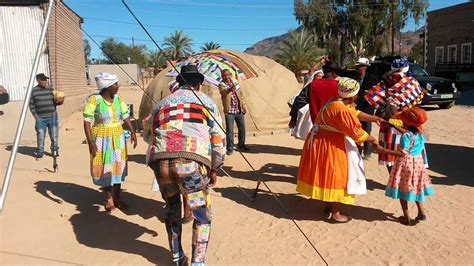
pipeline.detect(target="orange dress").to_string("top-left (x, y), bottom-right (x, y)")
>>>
top-left (296, 99), bottom-right (368, 204)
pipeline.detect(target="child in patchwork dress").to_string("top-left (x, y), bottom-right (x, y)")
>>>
top-left (375, 107), bottom-right (434, 226)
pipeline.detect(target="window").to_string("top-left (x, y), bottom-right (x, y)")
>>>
top-left (447, 45), bottom-right (457, 63)
top-left (435, 46), bottom-right (444, 64)
top-left (461, 43), bottom-right (472, 63)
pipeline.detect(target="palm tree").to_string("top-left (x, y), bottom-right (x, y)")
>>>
top-left (200, 41), bottom-right (221, 52)
top-left (275, 30), bottom-right (324, 82)
top-left (163, 30), bottom-right (194, 60)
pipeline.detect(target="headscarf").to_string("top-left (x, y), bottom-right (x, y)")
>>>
top-left (95, 72), bottom-right (118, 92)
top-left (337, 77), bottom-right (360, 98)
top-left (391, 57), bottom-right (409, 74)
top-left (397, 106), bottom-right (427, 132)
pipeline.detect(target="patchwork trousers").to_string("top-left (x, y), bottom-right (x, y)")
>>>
top-left (150, 158), bottom-right (212, 265)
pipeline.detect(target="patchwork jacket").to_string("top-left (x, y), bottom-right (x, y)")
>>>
top-left (144, 86), bottom-right (226, 170)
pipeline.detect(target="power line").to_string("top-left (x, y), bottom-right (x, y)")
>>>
top-left (89, 34), bottom-right (254, 46)
top-left (84, 17), bottom-right (291, 32)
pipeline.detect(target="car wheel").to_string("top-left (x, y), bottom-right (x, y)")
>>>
top-left (438, 101), bottom-right (455, 109)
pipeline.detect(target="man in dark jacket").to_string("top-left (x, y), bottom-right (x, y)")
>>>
top-left (354, 58), bottom-right (379, 159)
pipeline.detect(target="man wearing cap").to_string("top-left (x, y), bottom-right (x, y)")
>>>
top-left (29, 73), bottom-right (59, 159)
top-left (289, 61), bottom-right (340, 127)
top-left (354, 58), bottom-right (379, 159)
top-left (143, 64), bottom-right (225, 265)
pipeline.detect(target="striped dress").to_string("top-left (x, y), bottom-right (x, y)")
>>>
top-left (83, 94), bottom-right (129, 187)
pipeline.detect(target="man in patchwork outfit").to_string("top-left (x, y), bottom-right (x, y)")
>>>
top-left (144, 64), bottom-right (225, 265)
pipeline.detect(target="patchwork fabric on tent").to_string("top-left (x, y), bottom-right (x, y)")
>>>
top-left (365, 76), bottom-right (424, 111)
top-left (167, 51), bottom-right (258, 86)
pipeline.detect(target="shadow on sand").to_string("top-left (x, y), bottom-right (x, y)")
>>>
top-left (34, 181), bottom-right (172, 265)
top-left (241, 144), bottom-right (302, 156)
top-left (425, 143), bottom-right (474, 187)
top-left (214, 186), bottom-right (396, 223)
top-left (5, 145), bottom-right (52, 157)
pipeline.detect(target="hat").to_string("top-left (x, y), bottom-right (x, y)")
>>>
top-left (391, 57), bottom-right (409, 73)
top-left (176, 64), bottom-right (205, 86)
top-left (95, 72), bottom-right (118, 91)
top-left (397, 106), bottom-right (427, 132)
top-left (356, 57), bottom-right (370, 66)
top-left (322, 61), bottom-right (341, 73)
top-left (337, 77), bottom-right (360, 98)
top-left (36, 73), bottom-right (49, 80)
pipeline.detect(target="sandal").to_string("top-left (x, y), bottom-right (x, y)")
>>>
top-left (415, 214), bottom-right (427, 221)
top-left (114, 200), bottom-right (129, 210)
top-left (399, 216), bottom-right (413, 226)
top-left (329, 216), bottom-right (352, 224)
top-left (104, 200), bottom-right (116, 212)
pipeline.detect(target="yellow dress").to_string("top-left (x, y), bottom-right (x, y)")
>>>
top-left (296, 99), bottom-right (368, 204)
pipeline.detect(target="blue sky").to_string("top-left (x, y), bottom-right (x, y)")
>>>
top-left (63, 0), bottom-right (469, 60)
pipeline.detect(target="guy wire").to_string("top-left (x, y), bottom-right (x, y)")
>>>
top-left (121, 1), bottom-right (329, 264)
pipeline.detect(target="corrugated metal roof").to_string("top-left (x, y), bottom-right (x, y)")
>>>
top-left (0, 6), bottom-right (50, 101)
top-left (0, 0), bottom-right (47, 6)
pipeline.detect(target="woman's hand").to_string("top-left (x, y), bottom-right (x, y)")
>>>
top-left (374, 116), bottom-right (385, 126)
top-left (88, 140), bottom-right (97, 157)
top-left (131, 132), bottom-right (137, 148)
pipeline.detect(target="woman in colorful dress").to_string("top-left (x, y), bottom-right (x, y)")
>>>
top-left (83, 72), bottom-right (137, 212)
top-left (296, 77), bottom-right (384, 223)
top-left (375, 107), bottom-right (433, 226)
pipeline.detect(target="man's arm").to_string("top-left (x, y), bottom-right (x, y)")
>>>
top-left (29, 90), bottom-right (40, 120)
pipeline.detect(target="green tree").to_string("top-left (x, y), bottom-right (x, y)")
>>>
top-left (83, 39), bottom-right (91, 64)
top-left (294, 0), bottom-right (428, 65)
top-left (100, 37), bottom-right (148, 68)
top-left (148, 49), bottom-right (169, 69)
top-left (163, 30), bottom-right (194, 60)
top-left (409, 41), bottom-right (424, 64)
top-left (200, 41), bottom-right (221, 52)
top-left (275, 30), bottom-right (324, 81)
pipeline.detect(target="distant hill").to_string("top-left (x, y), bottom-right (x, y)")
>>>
top-left (244, 27), bottom-right (424, 59)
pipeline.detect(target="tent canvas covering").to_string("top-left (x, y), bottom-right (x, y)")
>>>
top-left (139, 50), bottom-right (301, 133)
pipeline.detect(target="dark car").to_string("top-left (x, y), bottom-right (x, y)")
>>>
top-left (367, 58), bottom-right (459, 109)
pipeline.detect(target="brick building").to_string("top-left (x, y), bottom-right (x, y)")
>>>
top-left (0, 0), bottom-right (89, 120)
top-left (426, 2), bottom-right (474, 86)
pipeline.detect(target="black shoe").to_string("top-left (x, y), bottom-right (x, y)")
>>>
top-left (226, 150), bottom-right (233, 155)
top-left (237, 145), bottom-right (250, 152)
top-left (33, 152), bottom-right (44, 159)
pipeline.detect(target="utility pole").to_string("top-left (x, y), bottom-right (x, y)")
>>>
top-left (132, 37), bottom-right (135, 48)
top-left (391, 0), bottom-right (395, 55)
top-left (399, 30), bottom-right (402, 55)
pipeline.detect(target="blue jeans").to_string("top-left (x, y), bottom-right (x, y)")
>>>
top-left (35, 116), bottom-right (59, 156)
top-left (225, 113), bottom-right (245, 152)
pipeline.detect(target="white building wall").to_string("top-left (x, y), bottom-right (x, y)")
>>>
top-left (0, 6), bottom-right (50, 101)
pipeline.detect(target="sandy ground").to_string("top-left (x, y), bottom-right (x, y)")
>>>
top-left (1, 87), bottom-right (473, 265)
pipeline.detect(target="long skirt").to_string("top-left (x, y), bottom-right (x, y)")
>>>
top-left (385, 154), bottom-right (434, 202)
top-left (90, 124), bottom-right (128, 187)
top-left (296, 130), bottom-right (355, 204)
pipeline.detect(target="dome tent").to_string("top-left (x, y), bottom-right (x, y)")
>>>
top-left (138, 50), bottom-right (301, 133)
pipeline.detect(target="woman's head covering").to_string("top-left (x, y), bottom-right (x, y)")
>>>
top-left (398, 106), bottom-right (428, 132)
top-left (391, 57), bottom-right (409, 73)
top-left (95, 72), bottom-right (118, 91)
top-left (337, 77), bottom-right (360, 98)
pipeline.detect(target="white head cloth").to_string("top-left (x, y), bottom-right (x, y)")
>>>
top-left (95, 72), bottom-right (118, 91)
